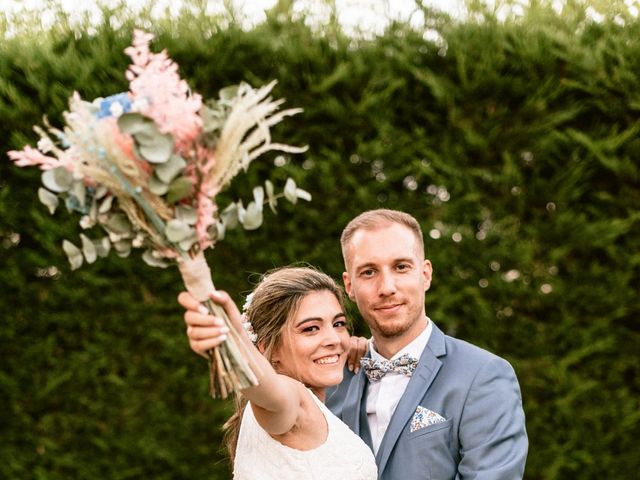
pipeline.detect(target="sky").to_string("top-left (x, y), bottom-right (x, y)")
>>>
top-left (0, 0), bottom-right (467, 36)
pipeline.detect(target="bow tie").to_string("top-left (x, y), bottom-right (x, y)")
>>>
top-left (361, 353), bottom-right (418, 382)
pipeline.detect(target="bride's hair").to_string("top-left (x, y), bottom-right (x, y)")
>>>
top-left (223, 266), bottom-right (346, 462)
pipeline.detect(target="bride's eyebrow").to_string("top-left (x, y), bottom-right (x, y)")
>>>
top-left (294, 313), bottom-right (345, 328)
top-left (295, 317), bottom-right (320, 327)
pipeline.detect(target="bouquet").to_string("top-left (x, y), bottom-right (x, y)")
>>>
top-left (8, 30), bottom-right (310, 399)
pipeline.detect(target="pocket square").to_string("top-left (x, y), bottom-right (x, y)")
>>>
top-left (410, 406), bottom-right (447, 432)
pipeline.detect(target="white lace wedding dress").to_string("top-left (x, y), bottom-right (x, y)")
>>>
top-left (233, 390), bottom-right (378, 479)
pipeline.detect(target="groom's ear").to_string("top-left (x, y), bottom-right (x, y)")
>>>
top-left (342, 271), bottom-right (355, 301)
top-left (422, 259), bottom-right (433, 292)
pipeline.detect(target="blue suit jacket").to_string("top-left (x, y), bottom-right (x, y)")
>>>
top-left (326, 323), bottom-right (528, 480)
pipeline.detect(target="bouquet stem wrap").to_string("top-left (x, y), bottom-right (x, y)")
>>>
top-left (178, 252), bottom-right (258, 399)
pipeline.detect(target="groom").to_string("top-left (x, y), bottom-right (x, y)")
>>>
top-left (325, 209), bottom-right (528, 479)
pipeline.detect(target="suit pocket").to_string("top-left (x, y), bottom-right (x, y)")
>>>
top-left (407, 417), bottom-right (453, 439)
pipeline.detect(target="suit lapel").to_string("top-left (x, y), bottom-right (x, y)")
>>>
top-left (341, 358), bottom-right (370, 437)
top-left (375, 323), bottom-right (447, 474)
top-left (358, 386), bottom-right (373, 449)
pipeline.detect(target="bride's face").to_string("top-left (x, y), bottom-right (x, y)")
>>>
top-left (272, 290), bottom-right (350, 396)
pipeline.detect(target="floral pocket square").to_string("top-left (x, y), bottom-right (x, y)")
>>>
top-left (410, 406), bottom-right (447, 432)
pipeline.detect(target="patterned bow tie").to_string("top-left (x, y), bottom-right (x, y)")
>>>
top-left (361, 353), bottom-right (418, 382)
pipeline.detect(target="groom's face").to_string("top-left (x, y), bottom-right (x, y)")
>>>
top-left (342, 222), bottom-right (432, 348)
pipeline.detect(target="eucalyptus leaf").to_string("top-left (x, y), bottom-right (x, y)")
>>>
top-left (201, 103), bottom-right (225, 133)
top-left (142, 250), bottom-right (170, 268)
top-left (117, 113), bottom-right (148, 135)
top-left (138, 133), bottom-right (173, 164)
top-left (71, 181), bottom-right (87, 208)
top-left (80, 198), bottom-right (98, 229)
top-left (165, 219), bottom-right (193, 242)
top-left (95, 186), bottom-right (108, 199)
top-left (62, 239), bottom-right (83, 270)
top-left (215, 221), bottom-right (226, 241)
top-left (149, 176), bottom-right (169, 195)
top-left (80, 234), bottom-right (97, 264)
top-left (155, 154), bottom-right (186, 183)
top-left (103, 213), bottom-right (132, 235)
top-left (219, 85), bottom-right (239, 102)
top-left (113, 240), bottom-right (132, 258)
top-left (284, 177), bottom-right (298, 204)
top-left (178, 232), bottom-right (198, 251)
top-left (253, 186), bottom-right (265, 207)
top-left (240, 201), bottom-right (263, 230)
top-left (118, 113), bottom-right (174, 164)
top-left (220, 203), bottom-right (239, 230)
top-left (265, 180), bottom-right (277, 213)
top-left (42, 167), bottom-right (73, 193)
top-left (296, 188), bottom-right (312, 202)
top-left (132, 122), bottom-right (166, 142)
top-left (176, 205), bottom-right (197, 225)
top-left (166, 177), bottom-right (193, 204)
top-left (98, 195), bottom-right (114, 214)
top-left (38, 187), bottom-right (59, 214)
top-left (65, 195), bottom-right (85, 214)
top-left (236, 200), bottom-right (246, 224)
top-left (93, 237), bottom-right (111, 258)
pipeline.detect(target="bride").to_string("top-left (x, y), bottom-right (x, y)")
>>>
top-left (179, 267), bottom-right (377, 480)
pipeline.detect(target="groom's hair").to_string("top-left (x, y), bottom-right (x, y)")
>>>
top-left (340, 209), bottom-right (424, 265)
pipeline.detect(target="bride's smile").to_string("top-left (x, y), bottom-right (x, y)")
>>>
top-left (272, 290), bottom-right (350, 397)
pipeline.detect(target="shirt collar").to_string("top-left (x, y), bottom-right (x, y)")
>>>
top-left (370, 317), bottom-right (433, 361)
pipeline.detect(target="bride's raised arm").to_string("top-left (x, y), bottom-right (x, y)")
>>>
top-left (179, 290), bottom-right (304, 436)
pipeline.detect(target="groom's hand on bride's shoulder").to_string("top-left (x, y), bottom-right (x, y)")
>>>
top-left (178, 291), bottom-right (231, 358)
top-left (347, 336), bottom-right (370, 374)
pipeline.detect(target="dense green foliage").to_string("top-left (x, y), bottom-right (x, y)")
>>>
top-left (1, 1), bottom-right (638, 478)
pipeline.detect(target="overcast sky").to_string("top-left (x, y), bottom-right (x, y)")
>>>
top-left (1, 0), bottom-right (467, 35)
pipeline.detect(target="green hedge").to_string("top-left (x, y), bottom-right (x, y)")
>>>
top-left (1, 2), bottom-right (638, 479)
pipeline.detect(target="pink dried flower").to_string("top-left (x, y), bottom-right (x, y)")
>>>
top-left (8, 146), bottom-right (63, 170)
top-left (195, 192), bottom-right (217, 250)
top-left (125, 30), bottom-right (203, 155)
top-left (193, 145), bottom-right (219, 249)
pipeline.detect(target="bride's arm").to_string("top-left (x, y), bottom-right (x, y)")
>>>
top-left (178, 290), bottom-right (304, 435)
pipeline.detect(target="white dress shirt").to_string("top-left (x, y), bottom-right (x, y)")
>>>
top-left (366, 318), bottom-right (433, 454)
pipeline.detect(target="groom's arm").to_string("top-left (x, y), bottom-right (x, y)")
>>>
top-left (456, 356), bottom-right (528, 480)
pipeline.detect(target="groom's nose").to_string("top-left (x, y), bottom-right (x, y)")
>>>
top-left (377, 269), bottom-right (397, 296)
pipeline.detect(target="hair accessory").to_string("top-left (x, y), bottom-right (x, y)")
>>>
top-left (241, 293), bottom-right (257, 343)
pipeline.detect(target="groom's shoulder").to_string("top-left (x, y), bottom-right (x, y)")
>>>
top-left (436, 325), bottom-right (514, 370)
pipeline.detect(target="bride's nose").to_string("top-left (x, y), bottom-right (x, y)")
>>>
top-left (320, 324), bottom-right (341, 346)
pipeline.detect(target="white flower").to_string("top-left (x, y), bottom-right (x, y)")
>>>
top-left (109, 101), bottom-right (124, 118)
top-left (241, 317), bottom-right (258, 344)
top-left (242, 292), bottom-right (254, 313)
top-left (241, 293), bottom-right (257, 343)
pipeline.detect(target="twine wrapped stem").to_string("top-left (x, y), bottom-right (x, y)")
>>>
top-left (178, 251), bottom-right (258, 398)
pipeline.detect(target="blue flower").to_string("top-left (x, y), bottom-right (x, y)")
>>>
top-left (96, 93), bottom-right (133, 119)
